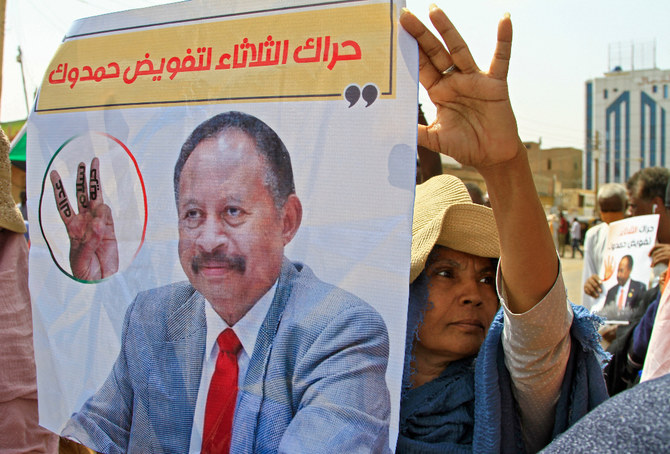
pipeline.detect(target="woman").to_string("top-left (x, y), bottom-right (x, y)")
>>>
top-left (398, 6), bottom-right (608, 453)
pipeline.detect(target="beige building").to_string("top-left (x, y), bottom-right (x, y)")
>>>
top-left (439, 142), bottom-right (594, 216)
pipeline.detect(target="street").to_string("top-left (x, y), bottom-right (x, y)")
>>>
top-left (560, 254), bottom-right (584, 307)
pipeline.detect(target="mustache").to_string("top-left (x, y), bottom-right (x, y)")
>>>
top-left (191, 251), bottom-right (246, 274)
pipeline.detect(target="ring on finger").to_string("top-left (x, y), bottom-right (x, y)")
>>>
top-left (441, 64), bottom-right (458, 76)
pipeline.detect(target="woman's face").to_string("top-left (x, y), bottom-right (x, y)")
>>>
top-left (415, 246), bottom-right (499, 364)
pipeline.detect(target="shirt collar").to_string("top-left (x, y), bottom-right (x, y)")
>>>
top-left (204, 280), bottom-right (278, 359)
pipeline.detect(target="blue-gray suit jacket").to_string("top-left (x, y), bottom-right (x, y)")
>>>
top-left (62, 259), bottom-right (391, 453)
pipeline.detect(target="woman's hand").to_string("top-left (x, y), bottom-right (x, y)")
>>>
top-left (400, 6), bottom-right (520, 171)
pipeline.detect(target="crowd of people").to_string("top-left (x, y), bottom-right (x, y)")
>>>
top-left (2, 3), bottom-right (670, 454)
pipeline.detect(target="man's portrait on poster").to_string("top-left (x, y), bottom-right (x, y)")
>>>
top-left (604, 254), bottom-right (647, 312)
top-left (60, 111), bottom-right (392, 453)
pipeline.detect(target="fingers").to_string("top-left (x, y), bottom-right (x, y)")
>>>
top-left (584, 274), bottom-right (602, 298)
top-left (417, 124), bottom-right (443, 155)
top-left (89, 157), bottom-right (103, 207)
top-left (50, 170), bottom-right (73, 226)
top-left (428, 5), bottom-right (478, 74)
top-left (651, 252), bottom-right (670, 267)
top-left (400, 8), bottom-right (453, 74)
top-left (489, 13), bottom-right (512, 81)
top-left (76, 162), bottom-right (89, 212)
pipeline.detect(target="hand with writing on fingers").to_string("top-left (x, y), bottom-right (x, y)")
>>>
top-left (399, 5), bottom-right (520, 170)
top-left (50, 158), bottom-right (119, 280)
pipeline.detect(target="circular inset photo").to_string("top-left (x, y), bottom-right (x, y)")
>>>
top-left (39, 132), bottom-right (147, 283)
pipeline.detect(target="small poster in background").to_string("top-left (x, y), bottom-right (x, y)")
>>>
top-left (591, 214), bottom-right (659, 322)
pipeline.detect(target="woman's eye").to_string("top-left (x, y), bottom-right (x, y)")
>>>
top-left (436, 270), bottom-right (453, 278)
top-left (480, 275), bottom-right (495, 285)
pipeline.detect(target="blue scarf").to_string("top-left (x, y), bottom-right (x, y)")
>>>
top-left (398, 276), bottom-right (610, 453)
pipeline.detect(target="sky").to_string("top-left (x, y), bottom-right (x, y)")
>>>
top-left (3, 0), bottom-right (670, 149)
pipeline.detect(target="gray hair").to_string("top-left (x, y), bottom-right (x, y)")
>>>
top-left (597, 183), bottom-right (627, 212)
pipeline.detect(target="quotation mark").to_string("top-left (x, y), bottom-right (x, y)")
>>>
top-left (344, 84), bottom-right (378, 107)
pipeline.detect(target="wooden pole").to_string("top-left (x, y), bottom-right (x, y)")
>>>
top-left (17, 46), bottom-right (29, 114)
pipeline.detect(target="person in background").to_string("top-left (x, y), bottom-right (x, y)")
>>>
top-left (640, 179), bottom-right (670, 382)
top-left (558, 211), bottom-right (569, 257)
top-left (547, 213), bottom-right (559, 251)
top-left (570, 217), bottom-right (583, 258)
top-left (541, 373), bottom-right (670, 453)
top-left (601, 179), bottom-right (670, 395)
top-left (582, 183), bottom-right (627, 310)
top-left (602, 169), bottom-right (670, 392)
top-left (0, 128), bottom-right (59, 453)
top-left (627, 167), bottom-right (670, 287)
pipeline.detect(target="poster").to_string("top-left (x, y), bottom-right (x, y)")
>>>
top-left (28, 0), bottom-right (417, 451)
top-left (591, 214), bottom-right (659, 322)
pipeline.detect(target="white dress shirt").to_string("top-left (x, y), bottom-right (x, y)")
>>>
top-left (188, 281), bottom-right (278, 453)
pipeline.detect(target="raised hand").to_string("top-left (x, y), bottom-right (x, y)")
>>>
top-left (602, 255), bottom-right (614, 282)
top-left (50, 158), bottom-right (119, 281)
top-left (399, 6), bottom-right (520, 170)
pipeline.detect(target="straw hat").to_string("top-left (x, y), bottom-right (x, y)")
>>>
top-left (0, 128), bottom-right (26, 233)
top-left (410, 174), bottom-right (499, 283)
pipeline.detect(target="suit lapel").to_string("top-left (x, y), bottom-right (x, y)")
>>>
top-left (150, 288), bottom-right (206, 452)
top-left (626, 282), bottom-right (639, 306)
top-left (232, 258), bottom-right (297, 452)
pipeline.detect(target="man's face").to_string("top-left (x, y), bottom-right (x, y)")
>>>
top-left (177, 130), bottom-right (296, 321)
top-left (627, 183), bottom-right (655, 217)
top-left (617, 257), bottom-right (632, 286)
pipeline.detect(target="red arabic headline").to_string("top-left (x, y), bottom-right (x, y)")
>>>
top-left (48, 36), bottom-right (363, 89)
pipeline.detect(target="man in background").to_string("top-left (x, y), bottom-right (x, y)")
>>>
top-left (627, 167), bottom-right (670, 285)
top-left (603, 168), bottom-right (670, 394)
top-left (582, 183), bottom-right (627, 310)
top-left (558, 212), bottom-right (569, 257)
top-left (570, 217), bottom-right (583, 258)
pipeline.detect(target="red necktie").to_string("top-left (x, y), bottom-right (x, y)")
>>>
top-left (202, 328), bottom-right (242, 454)
top-left (618, 287), bottom-right (625, 310)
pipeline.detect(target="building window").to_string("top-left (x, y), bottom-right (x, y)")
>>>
top-left (653, 85), bottom-right (658, 93)
top-left (547, 159), bottom-right (552, 170)
top-left (604, 89), bottom-right (608, 99)
top-left (665, 85), bottom-right (668, 98)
